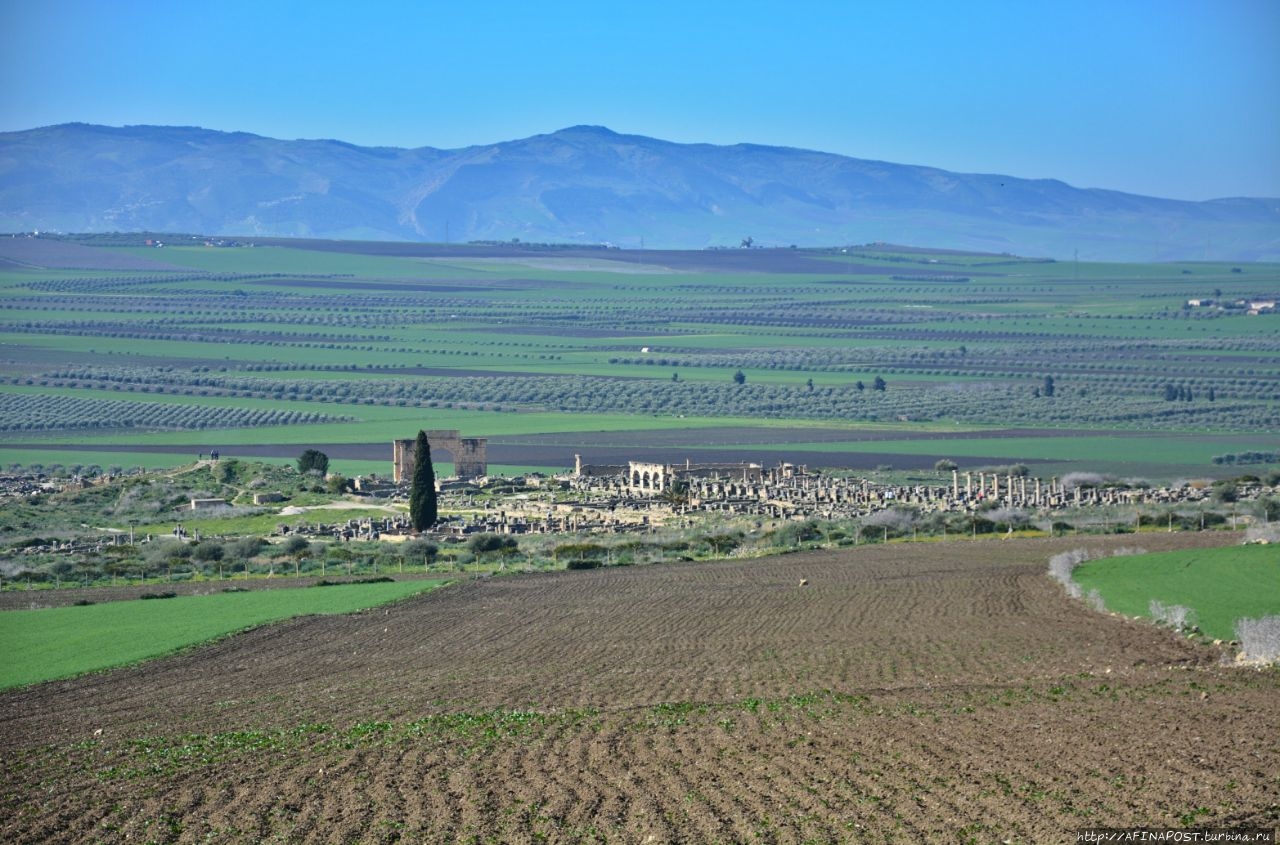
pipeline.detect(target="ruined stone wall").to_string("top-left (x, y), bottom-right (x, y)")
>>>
top-left (393, 430), bottom-right (488, 482)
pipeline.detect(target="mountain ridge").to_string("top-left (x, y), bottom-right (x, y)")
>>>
top-left (1, 123), bottom-right (1276, 260)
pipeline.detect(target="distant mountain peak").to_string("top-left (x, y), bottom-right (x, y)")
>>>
top-left (553, 125), bottom-right (619, 136)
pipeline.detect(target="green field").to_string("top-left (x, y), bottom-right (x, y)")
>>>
top-left (1, 236), bottom-right (1277, 481)
top-left (741, 433), bottom-right (1272, 466)
top-left (0, 580), bottom-right (446, 689)
top-left (1073, 545), bottom-right (1280, 640)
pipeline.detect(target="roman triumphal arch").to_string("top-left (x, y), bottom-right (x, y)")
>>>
top-left (392, 431), bottom-right (487, 482)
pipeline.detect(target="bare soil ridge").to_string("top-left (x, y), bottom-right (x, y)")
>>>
top-left (3, 533), bottom-right (1276, 842)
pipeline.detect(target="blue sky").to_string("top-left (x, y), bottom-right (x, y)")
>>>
top-left (2, 0), bottom-right (1277, 200)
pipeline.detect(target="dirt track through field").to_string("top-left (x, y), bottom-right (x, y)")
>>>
top-left (3, 533), bottom-right (1277, 843)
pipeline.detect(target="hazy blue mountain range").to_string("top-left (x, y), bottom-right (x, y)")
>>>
top-left (2, 123), bottom-right (1277, 260)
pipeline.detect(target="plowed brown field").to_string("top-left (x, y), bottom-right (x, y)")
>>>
top-left (3, 533), bottom-right (1277, 844)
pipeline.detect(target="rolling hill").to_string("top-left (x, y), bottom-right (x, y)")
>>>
top-left (1, 123), bottom-right (1277, 260)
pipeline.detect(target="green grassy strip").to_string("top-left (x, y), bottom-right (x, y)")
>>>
top-left (0, 580), bottom-right (445, 689)
top-left (0, 447), bottom-right (249, 472)
top-left (0, 449), bottom-right (550, 480)
top-left (133, 506), bottom-right (403, 536)
top-left (708, 434), bottom-right (1265, 464)
top-left (1072, 545), bottom-right (1279, 640)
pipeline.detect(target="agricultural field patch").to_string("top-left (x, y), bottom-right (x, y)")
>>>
top-left (1, 236), bottom-right (1277, 485)
top-left (0, 389), bottom-right (350, 435)
top-left (2, 533), bottom-right (1276, 843)
top-left (737, 433), bottom-right (1259, 466)
top-left (0, 237), bottom-right (186, 271)
top-left (0, 579), bottom-right (446, 689)
top-left (1072, 545), bottom-right (1280, 640)
top-left (246, 238), bottom-right (875, 274)
top-left (0, 435), bottom-right (1103, 477)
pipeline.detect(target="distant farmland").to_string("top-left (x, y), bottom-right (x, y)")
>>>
top-left (1, 234), bottom-right (1276, 480)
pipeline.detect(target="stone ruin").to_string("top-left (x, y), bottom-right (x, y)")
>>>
top-left (392, 430), bottom-right (487, 482)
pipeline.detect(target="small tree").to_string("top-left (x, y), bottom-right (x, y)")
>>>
top-left (468, 533), bottom-right (518, 568)
top-left (404, 538), bottom-right (439, 571)
top-left (660, 478), bottom-right (690, 508)
top-left (1211, 482), bottom-right (1238, 504)
top-left (935, 459), bottom-right (958, 473)
top-left (733, 369), bottom-right (746, 385)
top-left (50, 559), bottom-right (74, 588)
top-left (232, 536), bottom-right (265, 559)
top-left (468, 533), bottom-right (515, 556)
top-left (704, 532), bottom-right (743, 555)
top-left (987, 506), bottom-right (1028, 535)
top-left (297, 449), bottom-right (329, 475)
top-left (191, 540), bottom-right (225, 578)
top-left (1042, 375), bottom-right (1056, 397)
top-left (409, 430), bottom-right (438, 532)
top-left (191, 540), bottom-right (224, 565)
top-left (229, 536), bottom-right (265, 576)
top-left (554, 542), bottom-right (606, 568)
top-left (863, 507), bottom-right (916, 541)
top-left (872, 376), bottom-right (887, 392)
top-left (282, 535), bottom-right (311, 577)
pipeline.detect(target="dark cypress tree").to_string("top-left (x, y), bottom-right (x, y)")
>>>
top-left (409, 430), bottom-right (437, 532)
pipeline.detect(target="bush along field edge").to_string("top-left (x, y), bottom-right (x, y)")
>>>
top-left (1048, 529), bottom-right (1280, 665)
